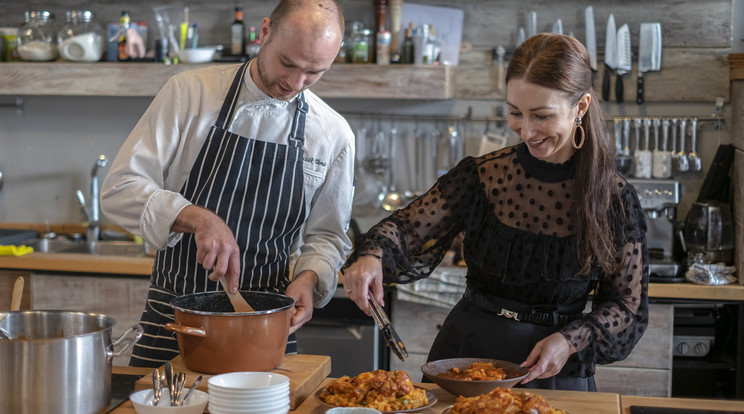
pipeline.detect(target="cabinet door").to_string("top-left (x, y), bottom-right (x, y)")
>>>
top-left (31, 273), bottom-right (150, 366)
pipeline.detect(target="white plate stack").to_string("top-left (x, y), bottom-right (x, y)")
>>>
top-left (207, 372), bottom-right (291, 414)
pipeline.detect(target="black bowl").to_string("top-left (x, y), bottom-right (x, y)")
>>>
top-left (420, 358), bottom-right (529, 397)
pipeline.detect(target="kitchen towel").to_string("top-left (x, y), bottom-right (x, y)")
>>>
top-left (0, 245), bottom-right (34, 256)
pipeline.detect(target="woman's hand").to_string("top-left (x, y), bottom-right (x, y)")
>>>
top-left (520, 332), bottom-right (577, 384)
top-left (341, 255), bottom-right (384, 315)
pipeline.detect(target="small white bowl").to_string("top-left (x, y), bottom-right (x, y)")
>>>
top-left (129, 388), bottom-right (208, 414)
top-left (208, 371), bottom-right (290, 390)
top-left (175, 47), bottom-right (216, 63)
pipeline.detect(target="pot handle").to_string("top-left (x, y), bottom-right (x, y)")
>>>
top-left (108, 323), bottom-right (144, 359)
top-left (164, 322), bottom-right (207, 337)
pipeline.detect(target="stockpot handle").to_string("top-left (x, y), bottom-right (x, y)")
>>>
top-left (108, 323), bottom-right (144, 359)
top-left (164, 322), bottom-right (207, 337)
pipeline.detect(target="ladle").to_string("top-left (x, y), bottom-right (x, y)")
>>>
top-left (219, 276), bottom-right (254, 312)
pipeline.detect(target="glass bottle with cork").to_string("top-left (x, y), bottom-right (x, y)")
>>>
top-left (230, 7), bottom-right (245, 56)
top-left (400, 24), bottom-right (414, 64)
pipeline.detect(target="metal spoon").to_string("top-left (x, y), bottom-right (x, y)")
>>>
top-left (152, 369), bottom-right (161, 406)
top-left (164, 361), bottom-right (174, 406)
top-left (174, 372), bottom-right (186, 406)
top-left (676, 118), bottom-right (689, 172)
top-left (179, 374), bottom-right (202, 406)
top-left (382, 125), bottom-right (403, 212)
top-left (688, 118), bottom-right (702, 171)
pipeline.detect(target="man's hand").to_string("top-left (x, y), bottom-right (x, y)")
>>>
top-left (284, 270), bottom-right (318, 334)
top-left (520, 332), bottom-right (577, 384)
top-left (171, 205), bottom-right (241, 292)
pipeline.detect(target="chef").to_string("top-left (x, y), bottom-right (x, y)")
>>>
top-left (101, 0), bottom-right (354, 367)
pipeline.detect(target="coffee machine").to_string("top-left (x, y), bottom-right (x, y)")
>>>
top-left (628, 179), bottom-right (683, 282)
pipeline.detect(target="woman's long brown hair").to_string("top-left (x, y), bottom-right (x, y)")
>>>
top-left (505, 33), bottom-right (621, 276)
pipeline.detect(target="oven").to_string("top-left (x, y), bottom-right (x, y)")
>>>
top-left (295, 286), bottom-right (391, 377)
top-left (671, 302), bottom-right (739, 398)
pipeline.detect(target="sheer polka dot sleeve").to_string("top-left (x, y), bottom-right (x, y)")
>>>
top-left (344, 157), bottom-right (480, 284)
top-left (560, 178), bottom-right (650, 370)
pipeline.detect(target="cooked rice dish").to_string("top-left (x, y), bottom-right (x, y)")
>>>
top-left (439, 362), bottom-right (508, 381)
top-left (452, 387), bottom-right (568, 414)
top-left (320, 369), bottom-right (429, 411)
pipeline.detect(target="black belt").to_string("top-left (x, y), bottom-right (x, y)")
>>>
top-left (463, 287), bottom-right (584, 327)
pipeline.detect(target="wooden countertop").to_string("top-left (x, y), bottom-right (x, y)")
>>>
top-left (621, 395), bottom-right (744, 413)
top-left (0, 252), bottom-right (153, 276)
top-left (1, 251), bottom-right (743, 301)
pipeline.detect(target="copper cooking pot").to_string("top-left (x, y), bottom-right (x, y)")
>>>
top-left (165, 291), bottom-right (294, 374)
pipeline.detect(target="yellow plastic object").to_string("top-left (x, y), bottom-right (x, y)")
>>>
top-left (0, 245), bottom-right (34, 256)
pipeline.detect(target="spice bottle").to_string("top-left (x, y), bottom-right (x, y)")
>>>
top-left (230, 7), bottom-right (245, 56)
top-left (117, 11), bottom-right (130, 61)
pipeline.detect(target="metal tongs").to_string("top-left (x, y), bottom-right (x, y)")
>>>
top-left (368, 291), bottom-right (408, 361)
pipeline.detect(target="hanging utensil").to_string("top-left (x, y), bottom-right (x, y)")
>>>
top-left (688, 118), bottom-right (702, 171)
top-left (636, 22), bottom-right (662, 104)
top-left (382, 123), bottom-right (403, 212)
top-left (676, 118), bottom-right (689, 172)
top-left (585, 6), bottom-right (597, 75)
top-left (219, 276), bottom-right (254, 313)
top-left (602, 14), bottom-right (617, 102)
top-left (368, 290), bottom-right (408, 361)
top-left (616, 23), bottom-right (632, 104)
top-left (633, 118), bottom-right (651, 178)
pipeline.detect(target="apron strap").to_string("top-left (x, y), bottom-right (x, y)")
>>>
top-left (215, 63), bottom-right (250, 129)
top-left (288, 92), bottom-right (308, 148)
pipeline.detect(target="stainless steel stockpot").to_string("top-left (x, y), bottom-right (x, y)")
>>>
top-left (0, 310), bottom-right (142, 414)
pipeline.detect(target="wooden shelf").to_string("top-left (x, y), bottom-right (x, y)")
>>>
top-left (0, 61), bottom-right (454, 99)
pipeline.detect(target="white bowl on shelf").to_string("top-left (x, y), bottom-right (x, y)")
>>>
top-left (175, 47), bottom-right (216, 63)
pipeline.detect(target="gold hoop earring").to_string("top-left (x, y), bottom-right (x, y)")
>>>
top-left (572, 117), bottom-right (585, 149)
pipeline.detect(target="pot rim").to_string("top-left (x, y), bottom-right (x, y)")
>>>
top-left (0, 310), bottom-right (116, 341)
top-left (170, 290), bottom-right (295, 316)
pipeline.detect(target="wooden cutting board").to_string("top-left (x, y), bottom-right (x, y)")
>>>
top-left (134, 354), bottom-right (331, 410)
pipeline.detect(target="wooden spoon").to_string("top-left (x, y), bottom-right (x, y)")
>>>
top-left (218, 276), bottom-right (254, 312)
top-left (10, 276), bottom-right (24, 311)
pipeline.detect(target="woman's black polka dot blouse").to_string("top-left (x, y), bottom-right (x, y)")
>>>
top-left (344, 143), bottom-right (650, 376)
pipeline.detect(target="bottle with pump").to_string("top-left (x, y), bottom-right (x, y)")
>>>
top-left (117, 11), bottom-right (130, 61)
top-left (230, 7), bottom-right (245, 56)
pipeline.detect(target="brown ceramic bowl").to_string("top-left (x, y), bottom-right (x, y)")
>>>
top-left (420, 358), bottom-right (529, 397)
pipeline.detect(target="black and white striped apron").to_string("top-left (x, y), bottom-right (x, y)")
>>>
top-left (130, 63), bottom-right (308, 367)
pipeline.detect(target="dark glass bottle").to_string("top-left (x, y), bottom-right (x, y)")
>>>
top-left (230, 7), bottom-right (246, 56)
top-left (117, 11), bottom-right (130, 62)
top-left (400, 27), bottom-right (414, 64)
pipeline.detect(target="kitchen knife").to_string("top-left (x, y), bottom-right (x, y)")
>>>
top-left (637, 22), bottom-right (662, 104)
top-left (368, 291), bottom-right (408, 361)
top-left (602, 14), bottom-right (617, 102)
top-left (616, 23), bottom-right (632, 104)
top-left (585, 6), bottom-right (597, 73)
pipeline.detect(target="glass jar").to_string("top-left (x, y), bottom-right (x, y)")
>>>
top-left (57, 10), bottom-right (103, 62)
top-left (17, 11), bottom-right (58, 61)
top-left (348, 21), bottom-right (371, 64)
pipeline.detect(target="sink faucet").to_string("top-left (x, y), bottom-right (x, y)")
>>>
top-left (76, 154), bottom-right (108, 242)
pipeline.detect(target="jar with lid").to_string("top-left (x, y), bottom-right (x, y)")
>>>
top-left (17, 11), bottom-right (58, 61)
top-left (57, 10), bottom-right (103, 62)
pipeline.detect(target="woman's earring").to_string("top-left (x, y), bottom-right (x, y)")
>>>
top-left (571, 117), bottom-right (585, 149)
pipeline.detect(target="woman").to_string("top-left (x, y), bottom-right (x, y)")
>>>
top-left (341, 33), bottom-right (649, 391)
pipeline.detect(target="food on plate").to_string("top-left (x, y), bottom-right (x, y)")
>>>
top-left (451, 387), bottom-right (568, 414)
top-left (319, 369), bottom-right (428, 411)
top-left (438, 362), bottom-right (507, 381)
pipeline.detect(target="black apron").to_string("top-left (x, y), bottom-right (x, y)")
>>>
top-left (131, 63), bottom-right (308, 367)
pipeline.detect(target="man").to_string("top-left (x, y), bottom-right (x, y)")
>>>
top-left (101, 0), bottom-right (354, 367)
